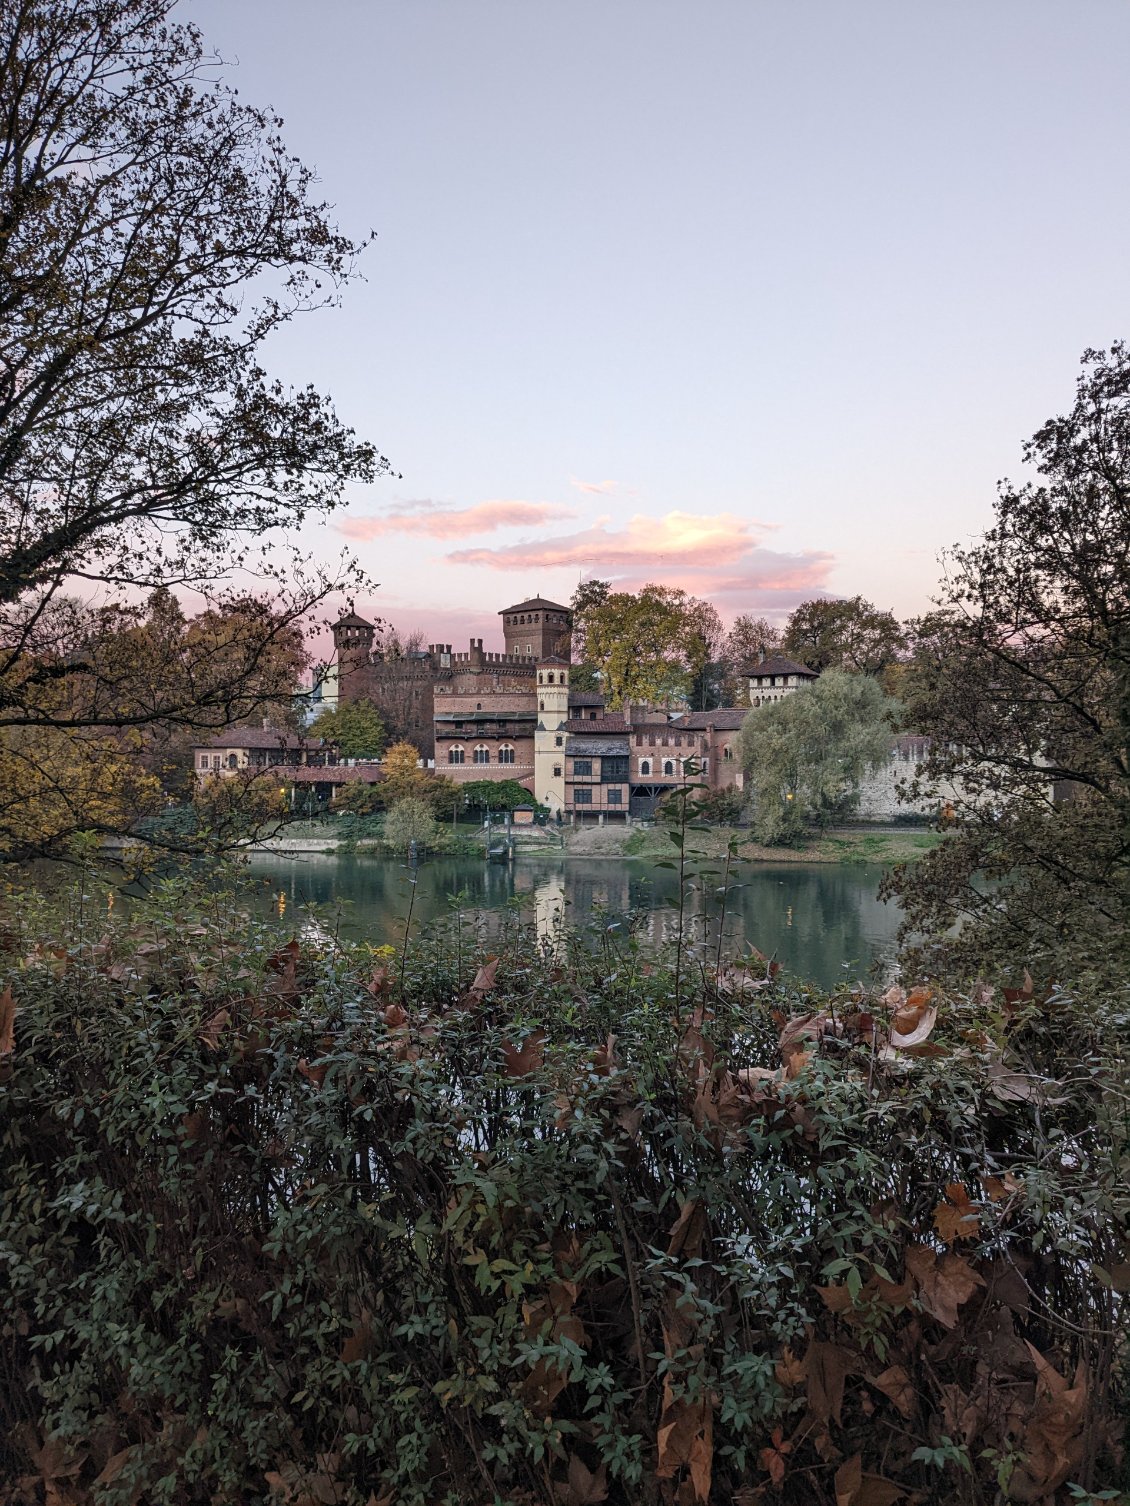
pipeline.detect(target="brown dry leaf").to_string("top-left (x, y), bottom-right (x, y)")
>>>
top-left (297, 1058), bottom-right (328, 1089)
top-left (198, 1008), bottom-right (231, 1050)
top-left (758, 1426), bottom-right (792, 1486)
top-left (774, 1347), bottom-right (805, 1389)
top-left (817, 1283), bottom-right (855, 1314)
top-left (366, 964), bottom-right (392, 998)
top-left (470, 956), bottom-right (499, 996)
top-left (592, 1033), bottom-right (618, 1075)
top-left (932, 1183), bottom-right (980, 1246)
top-left (0, 984), bottom-right (15, 1057)
top-left (339, 1309), bottom-right (372, 1364)
top-left (881, 984), bottom-right (906, 1010)
top-left (889, 1004), bottom-right (937, 1049)
top-left (856, 1479), bottom-right (905, 1506)
top-left (981, 1171), bottom-right (1023, 1202)
top-left (667, 1198), bottom-right (707, 1260)
top-left (834, 1454), bottom-right (862, 1506)
top-left (501, 1029), bottom-right (546, 1078)
top-left (804, 1340), bottom-right (853, 1425)
top-left (905, 1245), bottom-right (985, 1328)
top-left (555, 1456), bottom-right (609, 1506)
top-left (872, 1364), bottom-right (916, 1419)
top-left (381, 1001), bottom-right (408, 1027)
top-left (778, 1012), bottom-right (828, 1074)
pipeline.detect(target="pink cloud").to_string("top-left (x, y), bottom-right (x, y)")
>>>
top-left (444, 510), bottom-right (832, 615)
top-left (339, 498), bottom-right (573, 541)
top-left (569, 476), bottom-right (619, 495)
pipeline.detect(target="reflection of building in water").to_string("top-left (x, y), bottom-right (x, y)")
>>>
top-left (533, 872), bottom-right (567, 945)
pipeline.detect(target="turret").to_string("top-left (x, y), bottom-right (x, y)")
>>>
top-left (534, 656), bottom-right (571, 813)
top-left (332, 611), bottom-right (375, 704)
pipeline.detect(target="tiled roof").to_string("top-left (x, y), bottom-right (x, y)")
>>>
top-left (566, 737), bottom-right (630, 757)
top-left (500, 597), bottom-right (572, 614)
top-left (538, 654), bottom-right (572, 665)
top-left (280, 766), bottom-right (385, 784)
top-left (677, 708), bottom-right (749, 730)
top-left (195, 727), bottom-right (329, 751)
top-left (745, 656), bottom-right (817, 679)
top-left (334, 611), bottom-right (374, 629)
top-left (562, 716), bottom-right (629, 733)
top-left (568, 691), bottom-right (605, 707)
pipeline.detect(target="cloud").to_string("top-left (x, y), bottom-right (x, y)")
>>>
top-left (339, 498), bottom-right (574, 542)
top-left (569, 476), bottom-right (619, 496)
top-left (445, 510), bottom-right (833, 610)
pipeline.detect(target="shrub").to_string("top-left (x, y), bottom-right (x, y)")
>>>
top-left (0, 889), bottom-right (1125, 1504)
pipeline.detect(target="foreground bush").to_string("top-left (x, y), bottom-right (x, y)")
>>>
top-left (0, 886), bottom-right (1126, 1505)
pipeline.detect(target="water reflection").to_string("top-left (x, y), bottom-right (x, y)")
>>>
top-left (241, 852), bottom-right (901, 989)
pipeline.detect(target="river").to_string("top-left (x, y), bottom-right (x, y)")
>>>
top-left (240, 851), bottom-right (902, 989)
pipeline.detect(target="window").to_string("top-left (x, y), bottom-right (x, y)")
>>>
top-left (635, 734), bottom-right (642, 746)
top-left (640, 759), bottom-right (651, 775)
top-left (473, 745), bottom-right (490, 764)
top-left (723, 745), bottom-right (733, 760)
top-left (574, 788), bottom-right (593, 804)
top-left (526, 643), bottom-right (532, 655)
top-left (539, 700), bottom-right (545, 711)
top-left (449, 746), bottom-right (465, 765)
top-left (663, 760), bottom-right (674, 776)
top-left (499, 744), bottom-right (515, 764)
top-left (607, 789), bottom-right (622, 804)
top-left (588, 710), bottom-right (596, 720)
top-left (227, 753), bottom-right (238, 769)
top-left (553, 764), bottom-right (562, 777)
top-left (573, 759), bottom-right (593, 776)
top-left (602, 756), bottom-right (629, 781)
top-left (675, 735), bottom-right (682, 748)
top-left (555, 735), bottom-right (563, 747)
top-left (199, 755), bottom-right (208, 769)
top-left (212, 755), bottom-right (221, 770)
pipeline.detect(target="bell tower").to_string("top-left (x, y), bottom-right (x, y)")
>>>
top-left (331, 611), bottom-right (375, 704)
top-left (534, 657), bottom-right (570, 813)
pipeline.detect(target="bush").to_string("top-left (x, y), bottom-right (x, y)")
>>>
top-left (382, 796), bottom-right (436, 852)
top-left (0, 889), bottom-right (1125, 1504)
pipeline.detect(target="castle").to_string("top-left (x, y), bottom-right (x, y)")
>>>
top-left (332, 595), bottom-right (748, 822)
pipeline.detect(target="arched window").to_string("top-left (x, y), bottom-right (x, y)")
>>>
top-left (449, 746), bottom-right (465, 765)
top-left (663, 760), bottom-right (674, 776)
top-left (640, 759), bottom-right (651, 776)
top-left (547, 671), bottom-right (554, 683)
top-left (473, 745), bottom-right (490, 764)
top-left (227, 753), bottom-right (238, 769)
top-left (723, 744), bottom-right (733, 760)
top-left (498, 744), bottom-right (515, 765)
top-left (539, 700), bottom-right (545, 711)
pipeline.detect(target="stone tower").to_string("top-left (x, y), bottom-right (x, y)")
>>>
top-left (534, 657), bottom-right (570, 813)
top-left (331, 611), bottom-right (375, 703)
top-left (499, 597), bottom-right (573, 662)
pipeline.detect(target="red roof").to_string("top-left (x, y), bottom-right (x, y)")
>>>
top-left (275, 766), bottom-right (385, 785)
top-left (562, 716), bottom-right (629, 733)
top-left (745, 656), bottom-right (817, 679)
top-left (195, 727), bottom-right (331, 751)
top-left (678, 708), bottom-right (748, 730)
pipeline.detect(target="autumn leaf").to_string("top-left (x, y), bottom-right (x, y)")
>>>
top-left (872, 1364), bottom-right (916, 1418)
top-left (554, 1456), bottom-right (609, 1505)
top-left (198, 1008), bottom-right (231, 1050)
top-left (889, 1003), bottom-right (937, 1049)
top-left (501, 1029), bottom-right (545, 1078)
top-left (981, 1170), bottom-right (1023, 1202)
top-left (666, 1197), bottom-right (707, 1260)
top-left (0, 983), bottom-right (14, 1057)
top-left (804, 1340), bottom-right (853, 1425)
top-left (470, 956), bottom-right (499, 997)
top-left (905, 1245), bottom-right (985, 1328)
top-left (759, 1426), bottom-right (792, 1486)
top-left (933, 1182), bottom-right (980, 1245)
top-left (835, 1454), bottom-right (862, 1506)
top-left (774, 1347), bottom-right (806, 1389)
top-left (297, 1058), bottom-right (328, 1089)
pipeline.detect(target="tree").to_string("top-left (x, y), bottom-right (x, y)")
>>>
top-left (383, 797), bottom-right (436, 852)
top-left (569, 581), bottom-right (718, 708)
top-left (782, 597), bottom-right (906, 674)
top-left (459, 779), bottom-right (534, 815)
top-left (720, 614), bottom-right (783, 704)
top-left (309, 699), bottom-right (386, 760)
top-left (0, 0), bottom-right (389, 854)
top-left (740, 671), bottom-right (894, 845)
top-left (888, 344), bottom-right (1130, 989)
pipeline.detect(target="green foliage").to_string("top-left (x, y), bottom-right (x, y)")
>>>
top-left (459, 779), bottom-right (534, 814)
top-left (569, 580), bottom-right (718, 709)
top-left (0, 887), bottom-right (1125, 1502)
top-left (740, 671), bottom-right (895, 845)
top-left (782, 595), bottom-right (906, 674)
top-left (333, 781), bottom-right (385, 817)
top-left (889, 343), bottom-right (1130, 993)
top-left (383, 796), bottom-right (437, 851)
top-left (309, 699), bottom-right (387, 760)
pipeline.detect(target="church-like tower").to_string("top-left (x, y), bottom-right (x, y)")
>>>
top-left (331, 611), bottom-right (376, 703)
top-left (534, 657), bottom-right (570, 813)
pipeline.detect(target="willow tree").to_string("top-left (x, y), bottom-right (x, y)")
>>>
top-left (0, 0), bottom-right (389, 854)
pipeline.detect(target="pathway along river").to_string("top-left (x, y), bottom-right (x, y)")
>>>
top-left (242, 851), bottom-right (903, 990)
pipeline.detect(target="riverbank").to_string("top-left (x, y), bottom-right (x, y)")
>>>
top-left (563, 822), bottom-right (942, 865)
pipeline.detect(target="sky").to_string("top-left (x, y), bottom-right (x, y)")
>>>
top-left (191, 0), bottom-right (1130, 650)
